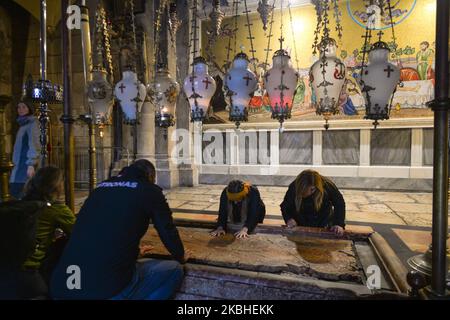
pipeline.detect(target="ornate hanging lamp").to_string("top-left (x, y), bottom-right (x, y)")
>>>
top-left (208, 0), bottom-right (224, 38)
top-left (183, 0), bottom-right (217, 123)
top-left (183, 56), bottom-right (217, 122)
top-left (168, 1), bottom-right (181, 46)
top-left (150, 63), bottom-right (180, 128)
top-left (257, 0), bottom-right (274, 32)
top-left (22, 0), bottom-right (63, 166)
top-left (309, 0), bottom-right (346, 130)
top-left (224, 52), bottom-right (258, 128)
top-left (358, 1), bottom-right (401, 128)
top-left (87, 4), bottom-right (114, 130)
top-left (264, 0), bottom-right (299, 129)
top-left (114, 0), bottom-right (146, 125)
top-left (148, 0), bottom-right (180, 131)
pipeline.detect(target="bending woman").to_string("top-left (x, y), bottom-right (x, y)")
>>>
top-left (280, 170), bottom-right (346, 236)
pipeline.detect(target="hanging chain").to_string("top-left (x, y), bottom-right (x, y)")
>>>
top-left (321, 0), bottom-right (330, 41)
top-left (189, 0), bottom-right (200, 60)
top-left (263, 0), bottom-right (276, 70)
top-left (154, 0), bottom-right (167, 67)
top-left (386, 0), bottom-right (400, 65)
top-left (386, 0), bottom-right (400, 117)
top-left (312, 0), bottom-right (322, 55)
top-left (332, 0), bottom-right (343, 44)
top-left (129, 0), bottom-right (138, 66)
top-left (359, 25), bottom-right (372, 80)
top-left (233, 1), bottom-right (240, 56)
top-left (279, 0), bottom-right (284, 49)
top-left (225, 0), bottom-right (240, 68)
top-left (243, 0), bottom-right (257, 71)
top-left (287, 0), bottom-right (299, 71)
top-left (188, 0), bottom-right (200, 113)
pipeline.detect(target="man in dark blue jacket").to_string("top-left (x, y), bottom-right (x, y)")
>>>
top-left (50, 160), bottom-right (186, 300)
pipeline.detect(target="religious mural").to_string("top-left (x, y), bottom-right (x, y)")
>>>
top-left (202, 0), bottom-right (435, 124)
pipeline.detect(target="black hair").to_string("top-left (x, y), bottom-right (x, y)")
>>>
top-left (120, 159), bottom-right (156, 182)
top-left (227, 180), bottom-right (244, 193)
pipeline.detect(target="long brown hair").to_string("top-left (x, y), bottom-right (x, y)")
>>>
top-left (294, 170), bottom-right (326, 213)
top-left (23, 166), bottom-right (64, 202)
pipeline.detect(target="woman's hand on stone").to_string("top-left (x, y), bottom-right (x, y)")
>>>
top-left (210, 227), bottom-right (225, 237)
top-left (234, 227), bottom-right (249, 239)
top-left (330, 225), bottom-right (345, 236)
top-left (286, 219), bottom-right (298, 229)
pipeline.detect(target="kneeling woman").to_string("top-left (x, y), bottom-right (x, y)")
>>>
top-left (280, 170), bottom-right (346, 236)
top-left (210, 180), bottom-right (266, 239)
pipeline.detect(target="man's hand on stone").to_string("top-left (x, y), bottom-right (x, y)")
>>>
top-left (286, 219), bottom-right (298, 229)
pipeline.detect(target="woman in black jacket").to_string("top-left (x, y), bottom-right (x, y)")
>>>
top-left (280, 170), bottom-right (346, 236)
top-left (210, 180), bottom-right (266, 239)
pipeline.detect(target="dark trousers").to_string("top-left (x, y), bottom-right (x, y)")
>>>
top-left (111, 259), bottom-right (184, 300)
top-left (0, 269), bottom-right (47, 300)
top-left (0, 238), bottom-right (68, 300)
top-left (9, 183), bottom-right (25, 200)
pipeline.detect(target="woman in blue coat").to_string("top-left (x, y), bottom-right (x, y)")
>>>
top-left (9, 101), bottom-right (40, 199)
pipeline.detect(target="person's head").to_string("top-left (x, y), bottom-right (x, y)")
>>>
top-left (294, 170), bottom-right (325, 212)
top-left (420, 41), bottom-right (429, 51)
top-left (226, 180), bottom-right (250, 203)
top-left (121, 159), bottom-right (156, 183)
top-left (23, 166), bottom-right (64, 202)
top-left (17, 101), bottom-right (34, 117)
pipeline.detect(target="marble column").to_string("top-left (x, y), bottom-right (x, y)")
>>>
top-left (135, 1), bottom-right (156, 166)
top-left (174, 0), bottom-right (198, 187)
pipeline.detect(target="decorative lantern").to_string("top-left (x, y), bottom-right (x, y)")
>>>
top-left (87, 68), bottom-right (114, 125)
top-left (224, 52), bottom-right (258, 128)
top-left (264, 48), bottom-right (299, 126)
top-left (360, 41), bottom-right (400, 128)
top-left (209, 0), bottom-right (224, 37)
top-left (309, 38), bottom-right (346, 129)
top-left (183, 57), bottom-right (217, 122)
top-left (148, 64), bottom-right (180, 128)
top-left (114, 70), bottom-right (147, 124)
top-left (257, 0), bottom-right (273, 31)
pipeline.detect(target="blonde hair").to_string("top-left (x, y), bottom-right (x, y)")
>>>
top-left (294, 170), bottom-right (326, 213)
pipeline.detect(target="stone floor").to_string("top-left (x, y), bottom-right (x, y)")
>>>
top-left (74, 185), bottom-right (449, 266)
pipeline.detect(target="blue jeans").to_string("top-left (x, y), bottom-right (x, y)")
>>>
top-left (111, 259), bottom-right (184, 300)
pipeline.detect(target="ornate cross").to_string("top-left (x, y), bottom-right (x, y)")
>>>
top-left (243, 74), bottom-right (252, 86)
top-left (377, 30), bottom-right (384, 41)
top-left (189, 75), bottom-right (197, 83)
top-left (384, 65), bottom-right (394, 78)
top-left (119, 83), bottom-right (126, 94)
top-left (202, 78), bottom-right (212, 89)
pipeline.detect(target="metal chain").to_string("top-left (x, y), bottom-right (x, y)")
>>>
top-left (233, 0), bottom-right (240, 56)
top-left (154, 0), bottom-right (167, 67)
top-left (243, 0), bottom-right (257, 71)
top-left (333, 0), bottom-right (343, 43)
top-left (225, 1), bottom-right (237, 67)
top-left (189, 0), bottom-right (200, 59)
top-left (287, 0), bottom-right (299, 71)
top-left (386, 0), bottom-right (400, 65)
top-left (263, 0), bottom-right (276, 70)
top-left (312, 0), bottom-right (322, 55)
top-left (279, 0), bottom-right (284, 49)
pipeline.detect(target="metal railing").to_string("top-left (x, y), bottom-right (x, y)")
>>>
top-left (49, 146), bottom-right (131, 188)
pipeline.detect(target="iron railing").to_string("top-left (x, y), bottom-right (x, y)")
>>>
top-left (49, 146), bottom-right (131, 188)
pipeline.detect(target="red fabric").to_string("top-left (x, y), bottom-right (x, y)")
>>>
top-left (400, 68), bottom-right (420, 81)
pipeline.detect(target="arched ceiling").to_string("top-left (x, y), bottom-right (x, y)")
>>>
top-left (13, 0), bottom-right (62, 26)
